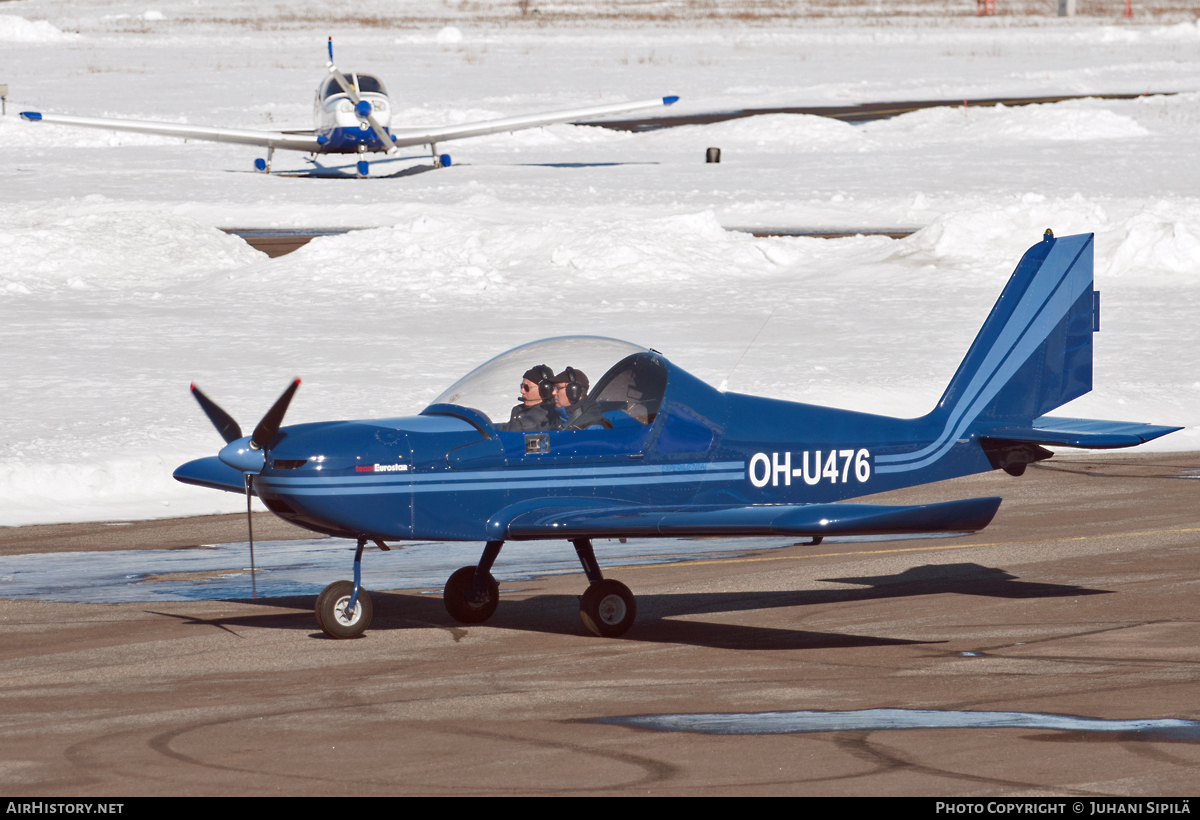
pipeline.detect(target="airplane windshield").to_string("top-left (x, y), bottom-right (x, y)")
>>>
top-left (355, 74), bottom-right (386, 95)
top-left (321, 77), bottom-right (343, 99)
top-left (429, 336), bottom-right (662, 428)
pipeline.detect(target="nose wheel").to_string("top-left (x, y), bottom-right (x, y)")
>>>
top-left (315, 580), bottom-right (373, 639)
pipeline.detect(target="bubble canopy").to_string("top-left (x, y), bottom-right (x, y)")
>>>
top-left (429, 336), bottom-right (651, 427)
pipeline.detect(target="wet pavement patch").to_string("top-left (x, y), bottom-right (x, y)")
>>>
top-left (0, 531), bottom-right (961, 604)
top-left (595, 708), bottom-right (1200, 741)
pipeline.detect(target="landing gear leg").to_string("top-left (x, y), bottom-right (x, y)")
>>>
top-left (315, 537), bottom-right (373, 639)
top-left (573, 538), bottom-right (636, 638)
top-left (431, 142), bottom-right (441, 168)
top-left (254, 145), bottom-right (275, 174)
top-left (444, 540), bottom-right (502, 623)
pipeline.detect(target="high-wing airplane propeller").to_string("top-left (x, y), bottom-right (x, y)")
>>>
top-left (189, 379), bottom-right (302, 598)
top-left (175, 231), bottom-right (1180, 641)
top-left (18, 39), bottom-right (680, 178)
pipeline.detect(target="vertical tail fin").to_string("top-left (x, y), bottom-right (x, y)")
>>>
top-left (877, 231), bottom-right (1177, 478)
top-left (936, 231), bottom-right (1096, 427)
top-left (878, 232), bottom-right (1097, 475)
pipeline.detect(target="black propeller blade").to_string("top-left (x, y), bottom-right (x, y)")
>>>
top-left (251, 378), bottom-right (301, 450)
top-left (190, 383), bottom-right (243, 444)
top-left (188, 378), bottom-right (302, 601)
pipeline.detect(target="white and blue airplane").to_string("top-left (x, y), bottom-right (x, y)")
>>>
top-left (19, 40), bottom-right (679, 177)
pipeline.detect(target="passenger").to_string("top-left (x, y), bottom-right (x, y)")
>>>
top-left (551, 367), bottom-right (590, 427)
top-left (500, 364), bottom-right (556, 432)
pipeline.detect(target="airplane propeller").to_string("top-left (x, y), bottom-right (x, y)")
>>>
top-left (189, 378), bottom-right (302, 598)
top-left (325, 61), bottom-right (396, 155)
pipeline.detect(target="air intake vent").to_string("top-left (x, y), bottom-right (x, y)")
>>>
top-left (272, 459), bottom-right (308, 470)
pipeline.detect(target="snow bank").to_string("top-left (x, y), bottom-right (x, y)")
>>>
top-left (210, 209), bottom-right (798, 301)
top-left (0, 15), bottom-right (78, 43)
top-left (864, 102), bottom-right (1149, 145)
top-left (893, 195), bottom-right (1200, 282)
top-left (643, 114), bottom-right (861, 152)
top-left (0, 205), bottom-right (264, 295)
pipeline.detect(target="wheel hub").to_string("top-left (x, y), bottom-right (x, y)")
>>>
top-left (598, 594), bottom-right (626, 625)
top-left (333, 595), bottom-right (362, 627)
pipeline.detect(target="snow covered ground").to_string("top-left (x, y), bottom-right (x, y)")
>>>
top-left (1, 0), bottom-right (1199, 529)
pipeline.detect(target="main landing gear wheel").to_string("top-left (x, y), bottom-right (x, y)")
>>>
top-left (315, 580), bottom-right (373, 639)
top-left (444, 565), bottom-right (499, 624)
top-left (579, 579), bottom-right (636, 638)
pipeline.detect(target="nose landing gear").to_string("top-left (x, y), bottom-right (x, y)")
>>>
top-left (316, 538), bottom-right (373, 639)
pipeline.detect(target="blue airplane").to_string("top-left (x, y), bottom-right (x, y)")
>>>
top-left (174, 230), bottom-right (1178, 639)
top-left (19, 40), bottom-right (679, 178)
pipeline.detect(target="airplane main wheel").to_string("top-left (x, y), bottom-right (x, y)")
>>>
top-left (444, 566), bottom-right (499, 624)
top-left (316, 580), bottom-right (373, 639)
top-left (579, 579), bottom-right (636, 638)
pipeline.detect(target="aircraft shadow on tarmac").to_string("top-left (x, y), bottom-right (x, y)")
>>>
top-left (272, 162), bottom-right (440, 179)
top-left (818, 562), bottom-right (1111, 600)
top-left (151, 561), bottom-right (1107, 651)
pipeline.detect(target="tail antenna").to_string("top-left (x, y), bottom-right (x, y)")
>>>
top-left (327, 36), bottom-right (333, 63)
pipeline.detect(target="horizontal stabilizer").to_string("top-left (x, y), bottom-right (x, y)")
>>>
top-left (503, 497), bottom-right (1001, 540)
top-left (981, 415), bottom-right (1183, 449)
top-left (173, 456), bottom-right (250, 494)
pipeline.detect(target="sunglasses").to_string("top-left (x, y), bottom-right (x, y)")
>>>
top-left (520, 382), bottom-right (537, 392)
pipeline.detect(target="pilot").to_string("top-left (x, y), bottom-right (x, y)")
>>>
top-left (500, 364), bottom-right (556, 432)
top-left (551, 367), bottom-right (589, 427)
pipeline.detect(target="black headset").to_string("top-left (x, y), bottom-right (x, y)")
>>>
top-left (562, 367), bottom-right (586, 404)
top-left (533, 364), bottom-right (555, 400)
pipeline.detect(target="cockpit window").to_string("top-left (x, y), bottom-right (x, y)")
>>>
top-left (321, 77), bottom-right (343, 100)
top-left (429, 336), bottom-right (662, 428)
top-left (355, 74), bottom-right (386, 95)
top-left (580, 353), bottom-right (668, 425)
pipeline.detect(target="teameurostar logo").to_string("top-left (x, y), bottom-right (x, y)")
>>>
top-left (355, 463), bottom-right (409, 473)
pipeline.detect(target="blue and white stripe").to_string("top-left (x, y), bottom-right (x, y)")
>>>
top-left (260, 461), bottom-right (746, 497)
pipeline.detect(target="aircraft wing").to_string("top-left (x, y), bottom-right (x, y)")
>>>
top-left (18, 111), bottom-right (321, 152)
top-left (978, 415), bottom-right (1182, 449)
top-left (498, 496), bottom-right (1002, 540)
top-left (386, 96), bottom-right (679, 148)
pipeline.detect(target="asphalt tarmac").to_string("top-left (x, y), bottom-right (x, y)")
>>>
top-left (2, 450), bottom-right (1198, 796)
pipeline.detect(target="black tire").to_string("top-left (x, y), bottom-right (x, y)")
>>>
top-left (315, 580), bottom-right (373, 639)
top-left (444, 565), bottom-right (499, 624)
top-left (579, 579), bottom-right (636, 638)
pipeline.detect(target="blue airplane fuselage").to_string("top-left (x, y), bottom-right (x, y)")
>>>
top-left (242, 361), bottom-right (978, 542)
